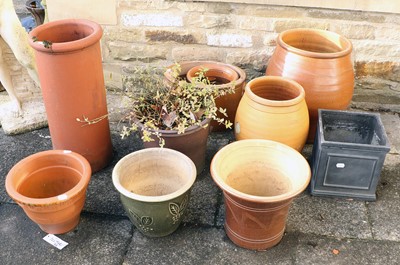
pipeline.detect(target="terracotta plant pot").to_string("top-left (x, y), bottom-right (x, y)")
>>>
top-left (29, 19), bottom-right (113, 172)
top-left (266, 28), bottom-right (354, 142)
top-left (139, 119), bottom-right (211, 174)
top-left (5, 150), bottom-right (92, 234)
top-left (165, 61), bottom-right (246, 132)
top-left (210, 139), bottom-right (311, 250)
top-left (235, 76), bottom-right (309, 151)
top-left (112, 148), bottom-right (196, 237)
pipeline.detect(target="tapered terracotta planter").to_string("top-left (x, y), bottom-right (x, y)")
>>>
top-left (165, 61), bottom-right (246, 131)
top-left (266, 28), bottom-right (354, 142)
top-left (210, 139), bottom-right (311, 250)
top-left (139, 119), bottom-right (211, 174)
top-left (113, 148), bottom-right (196, 237)
top-left (29, 19), bottom-right (113, 172)
top-left (5, 150), bottom-right (92, 234)
top-left (235, 76), bottom-right (309, 151)
top-left (186, 63), bottom-right (239, 85)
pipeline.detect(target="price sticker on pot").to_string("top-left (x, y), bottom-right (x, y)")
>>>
top-left (43, 234), bottom-right (69, 250)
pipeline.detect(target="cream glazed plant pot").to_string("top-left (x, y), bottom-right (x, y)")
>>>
top-left (210, 139), bottom-right (311, 250)
top-left (112, 148), bottom-right (196, 237)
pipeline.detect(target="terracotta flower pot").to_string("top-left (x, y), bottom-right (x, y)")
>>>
top-left (139, 119), bottom-right (211, 174)
top-left (5, 150), bottom-right (92, 234)
top-left (266, 28), bottom-right (355, 142)
top-left (112, 148), bottom-right (196, 237)
top-left (165, 61), bottom-right (246, 132)
top-left (29, 19), bottom-right (113, 172)
top-left (235, 76), bottom-right (309, 151)
top-left (210, 139), bottom-right (311, 250)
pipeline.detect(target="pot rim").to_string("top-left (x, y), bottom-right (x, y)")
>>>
top-left (112, 148), bottom-right (196, 202)
top-left (210, 139), bottom-right (311, 203)
top-left (277, 28), bottom-right (353, 59)
top-left (164, 61), bottom-right (246, 91)
top-left (186, 63), bottom-right (239, 85)
top-left (28, 18), bottom-right (102, 53)
top-left (137, 118), bottom-right (211, 137)
top-left (5, 150), bottom-right (92, 206)
top-left (245, 76), bottom-right (305, 107)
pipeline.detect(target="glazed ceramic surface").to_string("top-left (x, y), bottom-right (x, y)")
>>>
top-left (140, 118), bottom-right (210, 174)
top-left (5, 150), bottom-right (92, 234)
top-left (112, 148), bottom-right (196, 237)
top-left (29, 19), bottom-right (113, 172)
top-left (266, 28), bottom-right (354, 142)
top-left (210, 139), bottom-right (311, 250)
top-left (165, 61), bottom-right (246, 131)
top-left (235, 76), bottom-right (309, 151)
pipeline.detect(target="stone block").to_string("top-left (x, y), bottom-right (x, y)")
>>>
top-left (121, 13), bottom-right (183, 27)
top-left (330, 23), bottom-right (375, 40)
top-left (171, 46), bottom-right (225, 62)
top-left (274, 19), bottom-right (329, 33)
top-left (226, 48), bottom-right (272, 71)
top-left (239, 16), bottom-right (274, 31)
top-left (107, 41), bottom-right (168, 62)
top-left (145, 30), bottom-right (199, 44)
top-left (186, 14), bottom-right (231, 29)
top-left (206, 33), bottom-right (252, 48)
top-left (307, 9), bottom-right (385, 23)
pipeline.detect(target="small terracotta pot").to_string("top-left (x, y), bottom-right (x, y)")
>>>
top-left (210, 139), bottom-right (311, 250)
top-left (112, 148), bottom-right (196, 237)
top-left (139, 119), bottom-right (210, 174)
top-left (29, 19), bottom-right (113, 172)
top-left (235, 76), bottom-right (309, 151)
top-left (186, 63), bottom-right (239, 85)
top-left (5, 150), bottom-right (92, 234)
top-left (165, 61), bottom-right (246, 132)
top-left (266, 28), bottom-right (354, 142)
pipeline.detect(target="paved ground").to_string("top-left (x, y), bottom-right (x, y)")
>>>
top-left (0, 108), bottom-right (399, 265)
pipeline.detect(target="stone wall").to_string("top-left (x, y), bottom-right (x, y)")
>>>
top-left (9, 0), bottom-right (400, 111)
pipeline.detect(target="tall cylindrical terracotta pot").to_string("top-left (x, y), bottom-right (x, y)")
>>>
top-left (165, 61), bottom-right (246, 132)
top-left (29, 19), bottom-right (113, 172)
top-left (266, 28), bottom-right (354, 142)
top-left (139, 119), bottom-right (211, 174)
top-left (5, 150), bottom-right (92, 234)
top-left (210, 139), bottom-right (311, 250)
top-left (235, 76), bottom-right (309, 152)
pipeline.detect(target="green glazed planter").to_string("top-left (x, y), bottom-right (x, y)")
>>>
top-left (112, 148), bottom-right (196, 237)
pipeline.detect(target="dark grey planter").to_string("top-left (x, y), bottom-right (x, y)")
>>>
top-left (310, 109), bottom-right (390, 201)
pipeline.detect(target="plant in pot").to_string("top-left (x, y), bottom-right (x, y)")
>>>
top-left (120, 63), bottom-right (235, 173)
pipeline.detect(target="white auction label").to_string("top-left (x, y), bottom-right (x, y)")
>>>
top-left (43, 234), bottom-right (69, 250)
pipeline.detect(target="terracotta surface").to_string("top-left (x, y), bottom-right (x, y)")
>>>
top-left (210, 139), bottom-right (311, 250)
top-left (186, 63), bottom-right (239, 85)
top-left (112, 148), bottom-right (196, 237)
top-left (5, 150), bottom-right (92, 234)
top-left (140, 119), bottom-right (210, 174)
top-left (266, 28), bottom-right (354, 142)
top-left (235, 76), bottom-right (309, 151)
top-left (165, 61), bottom-right (246, 132)
top-left (28, 19), bottom-right (113, 172)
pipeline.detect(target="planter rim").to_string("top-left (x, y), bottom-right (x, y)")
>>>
top-left (138, 118), bottom-right (211, 137)
top-left (165, 61), bottom-right (246, 92)
top-left (112, 148), bottom-right (196, 202)
top-left (28, 19), bottom-right (102, 53)
top-left (210, 139), bottom-right (311, 203)
top-left (5, 150), bottom-right (92, 206)
top-left (186, 63), bottom-right (239, 86)
top-left (245, 76), bottom-right (306, 107)
top-left (318, 109), bottom-right (391, 150)
top-left (277, 28), bottom-right (353, 59)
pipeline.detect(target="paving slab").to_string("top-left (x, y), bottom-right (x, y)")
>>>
top-left (294, 233), bottom-right (400, 265)
top-left (124, 226), bottom-right (297, 265)
top-left (0, 203), bottom-right (133, 265)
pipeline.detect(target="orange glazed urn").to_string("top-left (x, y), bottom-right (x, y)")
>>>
top-left (29, 19), bottom-right (113, 172)
top-left (235, 76), bottom-right (309, 152)
top-left (266, 28), bottom-right (354, 142)
top-left (5, 150), bottom-right (92, 234)
top-left (210, 139), bottom-right (311, 250)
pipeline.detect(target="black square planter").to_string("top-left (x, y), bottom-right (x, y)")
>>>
top-left (310, 109), bottom-right (390, 201)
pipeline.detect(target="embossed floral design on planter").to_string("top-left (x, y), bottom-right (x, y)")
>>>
top-left (112, 148), bottom-right (196, 237)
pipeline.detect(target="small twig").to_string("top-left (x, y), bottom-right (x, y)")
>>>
top-left (76, 114), bottom-right (108, 127)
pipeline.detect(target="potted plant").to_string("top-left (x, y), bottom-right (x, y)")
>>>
top-left (120, 63), bottom-right (235, 173)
